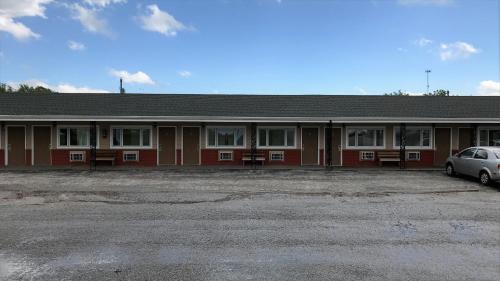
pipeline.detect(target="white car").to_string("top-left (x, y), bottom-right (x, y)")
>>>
top-left (445, 147), bottom-right (500, 185)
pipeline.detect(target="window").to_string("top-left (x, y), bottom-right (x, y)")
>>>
top-left (394, 127), bottom-right (431, 149)
top-left (492, 149), bottom-right (500, 159)
top-left (58, 127), bottom-right (90, 148)
top-left (207, 127), bottom-right (244, 148)
top-left (258, 128), bottom-right (295, 148)
top-left (69, 151), bottom-right (85, 162)
top-left (459, 148), bottom-right (476, 158)
top-left (112, 127), bottom-right (151, 148)
top-left (360, 151), bottom-right (375, 161)
top-left (474, 149), bottom-right (488, 160)
top-left (218, 150), bottom-right (233, 161)
top-left (347, 128), bottom-right (384, 148)
top-left (406, 151), bottom-right (421, 161)
top-left (479, 129), bottom-right (500, 146)
top-left (269, 151), bottom-right (284, 161)
top-left (123, 151), bottom-right (139, 161)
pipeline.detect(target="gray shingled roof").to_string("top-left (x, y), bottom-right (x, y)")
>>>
top-left (0, 93), bottom-right (499, 120)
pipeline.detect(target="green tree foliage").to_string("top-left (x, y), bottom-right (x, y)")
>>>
top-left (384, 90), bottom-right (410, 96)
top-left (0, 83), bottom-right (55, 94)
top-left (424, 89), bottom-right (450, 96)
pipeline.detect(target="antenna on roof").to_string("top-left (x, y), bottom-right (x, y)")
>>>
top-left (425, 69), bottom-right (431, 94)
top-left (119, 78), bottom-right (125, 94)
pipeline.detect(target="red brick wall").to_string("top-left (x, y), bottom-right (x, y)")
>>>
top-left (342, 150), bottom-right (436, 167)
top-left (114, 150), bottom-right (157, 166)
top-left (52, 149), bottom-right (157, 166)
top-left (0, 149), bottom-right (4, 166)
top-left (201, 149), bottom-right (301, 166)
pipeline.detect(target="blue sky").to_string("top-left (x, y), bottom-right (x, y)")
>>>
top-left (0, 0), bottom-right (499, 95)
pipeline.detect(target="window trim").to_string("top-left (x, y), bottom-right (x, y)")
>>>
top-left (57, 125), bottom-right (98, 149)
top-left (110, 126), bottom-right (153, 149)
top-left (69, 151), bottom-right (85, 162)
top-left (345, 126), bottom-right (386, 149)
top-left (256, 126), bottom-right (297, 149)
top-left (478, 127), bottom-right (500, 147)
top-left (123, 151), bottom-right (139, 162)
top-left (218, 150), bottom-right (234, 161)
top-left (393, 126), bottom-right (433, 150)
top-left (205, 126), bottom-right (246, 149)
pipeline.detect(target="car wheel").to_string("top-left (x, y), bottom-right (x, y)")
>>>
top-left (479, 171), bottom-right (491, 186)
top-left (446, 164), bottom-right (455, 177)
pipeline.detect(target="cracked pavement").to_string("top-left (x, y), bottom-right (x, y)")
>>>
top-left (0, 170), bottom-right (499, 280)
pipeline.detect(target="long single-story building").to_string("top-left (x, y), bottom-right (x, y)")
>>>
top-left (0, 93), bottom-right (499, 168)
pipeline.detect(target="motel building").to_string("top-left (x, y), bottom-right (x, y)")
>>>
top-left (0, 93), bottom-right (499, 168)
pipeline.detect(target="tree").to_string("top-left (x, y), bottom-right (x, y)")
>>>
top-left (424, 89), bottom-right (450, 96)
top-left (0, 83), bottom-right (55, 94)
top-left (384, 90), bottom-right (410, 96)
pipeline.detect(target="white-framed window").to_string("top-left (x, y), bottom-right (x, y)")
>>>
top-left (207, 127), bottom-right (245, 148)
top-left (394, 127), bottom-right (432, 149)
top-left (257, 127), bottom-right (296, 148)
top-left (69, 151), bottom-right (85, 162)
top-left (269, 151), bottom-right (284, 161)
top-left (123, 151), bottom-right (139, 162)
top-left (406, 151), bottom-right (421, 161)
top-left (360, 151), bottom-right (375, 161)
top-left (346, 127), bottom-right (385, 149)
top-left (479, 128), bottom-right (500, 147)
top-left (218, 150), bottom-right (233, 161)
top-left (58, 126), bottom-right (93, 148)
top-left (111, 126), bottom-right (152, 148)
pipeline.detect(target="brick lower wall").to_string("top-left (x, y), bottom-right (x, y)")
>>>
top-left (0, 149), bottom-right (4, 166)
top-left (52, 149), bottom-right (157, 166)
top-left (25, 149), bottom-right (32, 166)
top-left (201, 149), bottom-right (301, 166)
top-left (342, 150), bottom-right (435, 167)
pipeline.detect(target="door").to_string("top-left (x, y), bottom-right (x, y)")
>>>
top-left (302, 128), bottom-right (319, 165)
top-left (33, 126), bottom-right (51, 166)
top-left (458, 128), bottom-right (473, 151)
top-left (7, 126), bottom-right (26, 166)
top-left (182, 127), bottom-right (200, 165)
top-left (434, 128), bottom-right (451, 166)
top-left (454, 148), bottom-right (476, 175)
top-left (470, 149), bottom-right (488, 177)
top-left (158, 127), bottom-right (176, 165)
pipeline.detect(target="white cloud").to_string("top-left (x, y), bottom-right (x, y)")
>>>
top-left (109, 69), bottom-right (155, 85)
top-left (477, 80), bottom-right (500, 96)
top-left (69, 3), bottom-right (112, 36)
top-left (0, 0), bottom-right (52, 40)
top-left (178, 70), bottom-right (192, 78)
top-left (439, 41), bottom-right (479, 61)
top-left (9, 79), bottom-right (109, 93)
top-left (139, 5), bottom-right (188, 37)
top-left (84, 0), bottom-right (126, 7)
top-left (67, 40), bottom-right (86, 51)
top-left (398, 0), bottom-right (454, 6)
top-left (414, 37), bottom-right (433, 47)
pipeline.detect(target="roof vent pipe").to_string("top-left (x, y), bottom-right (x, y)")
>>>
top-left (120, 78), bottom-right (125, 94)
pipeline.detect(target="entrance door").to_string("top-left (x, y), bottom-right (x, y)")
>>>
top-left (434, 128), bottom-right (451, 166)
top-left (182, 127), bottom-right (200, 165)
top-left (33, 126), bottom-right (51, 166)
top-left (302, 127), bottom-right (319, 165)
top-left (332, 128), bottom-right (342, 166)
top-left (458, 128), bottom-right (473, 151)
top-left (158, 127), bottom-right (176, 165)
top-left (7, 126), bottom-right (26, 166)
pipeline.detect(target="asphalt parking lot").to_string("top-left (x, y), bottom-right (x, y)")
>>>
top-left (0, 170), bottom-right (499, 281)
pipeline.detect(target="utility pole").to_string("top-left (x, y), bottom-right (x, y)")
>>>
top-left (425, 69), bottom-right (431, 94)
